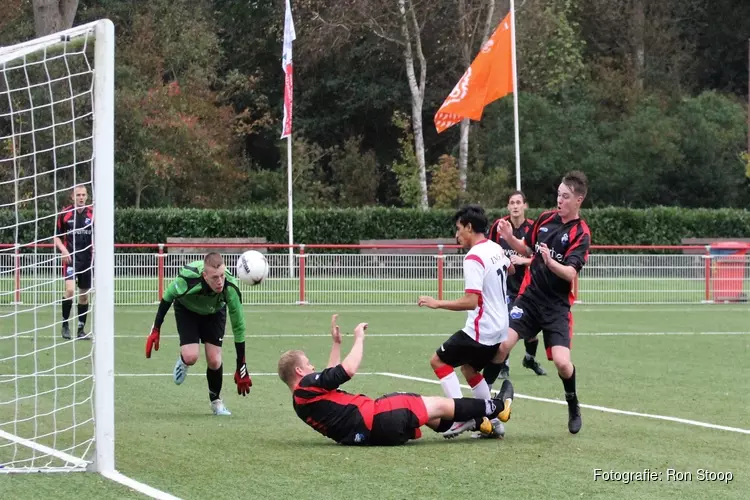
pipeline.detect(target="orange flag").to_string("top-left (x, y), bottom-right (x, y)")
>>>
top-left (434, 13), bottom-right (514, 134)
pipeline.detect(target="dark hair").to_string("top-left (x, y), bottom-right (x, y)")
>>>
top-left (204, 252), bottom-right (224, 269)
top-left (508, 190), bottom-right (526, 203)
top-left (562, 171), bottom-right (588, 198)
top-left (453, 204), bottom-right (488, 234)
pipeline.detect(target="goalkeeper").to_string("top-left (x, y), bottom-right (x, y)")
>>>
top-left (145, 252), bottom-right (252, 415)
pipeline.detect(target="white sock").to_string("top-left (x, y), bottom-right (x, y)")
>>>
top-left (438, 372), bottom-right (463, 399)
top-left (469, 375), bottom-right (491, 400)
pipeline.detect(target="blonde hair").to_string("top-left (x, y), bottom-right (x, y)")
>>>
top-left (278, 350), bottom-right (306, 385)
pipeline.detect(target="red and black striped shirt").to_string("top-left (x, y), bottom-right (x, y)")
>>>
top-left (518, 210), bottom-right (591, 309)
top-left (55, 204), bottom-right (94, 257)
top-left (293, 365), bottom-right (374, 445)
top-left (488, 216), bottom-right (535, 298)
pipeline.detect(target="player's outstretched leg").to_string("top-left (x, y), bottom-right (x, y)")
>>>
top-left (429, 380), bottom-right (514, 439)
top-left (521, 337), bottom-right (546, 375)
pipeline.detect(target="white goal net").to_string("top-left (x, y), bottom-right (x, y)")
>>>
top-left (0, 20), bottom-right (115, 473)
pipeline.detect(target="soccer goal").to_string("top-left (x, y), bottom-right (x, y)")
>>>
top-left (0, 20), bottom-right (115, 473)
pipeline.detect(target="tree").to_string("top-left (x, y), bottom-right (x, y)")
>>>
top-left (307, 0), bottom-right (431, 209)
top-left (32, 0), bottom-right (78, 37)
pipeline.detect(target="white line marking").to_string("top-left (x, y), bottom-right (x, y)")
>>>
top-left (0, 429), bottom-right (88, 468)
top-left (102, 470), bottom-right (183, 500)
top-left (3, 331), bottom-right (749, 341)
top-left (378, 372), bottom-right (750, 436)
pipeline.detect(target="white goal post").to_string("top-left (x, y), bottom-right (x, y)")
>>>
top-left (0, 20), bottom-right (114, 474)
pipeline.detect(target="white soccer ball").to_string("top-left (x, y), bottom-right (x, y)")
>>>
top-left (236, 250), bottom-right (269, 285)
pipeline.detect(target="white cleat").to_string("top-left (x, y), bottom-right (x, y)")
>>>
top-left (173, 357), bottom-right (188, 385)
top-left (211, 399), bottom-right (231, 416)
top-left (442, 419), bottom-right (478, 439)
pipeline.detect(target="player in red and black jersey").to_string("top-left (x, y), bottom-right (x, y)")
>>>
top-left (490, 171), bottom-right (591, 434)
top-left (278, 315), bottom-right (514, 445)
top-left (53, 185), bottom-right (94, 341)
top-left (487, 191), bottom-right (546, 378)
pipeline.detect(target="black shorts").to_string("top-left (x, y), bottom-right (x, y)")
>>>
top-left (436, 331), bottom-right (500, 372)
top-left (62, 258), bottom-right (92, 289)
top-left (508, 295), bottom-right (572, 360)
top-left (174, 303), bottom-right (226, 347)
top-left (369, 393), bottom-right (429, 446)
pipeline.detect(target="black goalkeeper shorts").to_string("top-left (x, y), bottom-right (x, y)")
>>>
top-left (174, 303), bottom-right (226, 347)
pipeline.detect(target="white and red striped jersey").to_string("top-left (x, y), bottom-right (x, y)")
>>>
top-left (462, 239), bottom-right (511, 345)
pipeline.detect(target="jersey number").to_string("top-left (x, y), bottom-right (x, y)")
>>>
top-left (496, 265), bottom-right (508, 305)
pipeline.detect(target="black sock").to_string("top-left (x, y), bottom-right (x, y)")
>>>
top-left (207, 364), bottom-right (223, 402)
top-left (560, 365), bottom-right (577, 400)
top-left (524, 339), bottom-right (538, 358)
top-left (483, 362), bottom-right (504, 387)
top-left (453, 397), bottom-right (499, 421)
top-left (62, 298), bottom-right (73, 326)
top-left (77, 303), bottom-right (89, 328)
top-left (436, 419), bottom-right (454, 432)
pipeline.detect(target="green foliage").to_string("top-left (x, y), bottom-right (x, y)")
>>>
top-left (5, 207), bottom-right (750, 248)
top-left (390, 111), bottom-right (422, 208)
top-left (428, 155), bottom-right (461, 209)
top-left (517, 0), bottom-right (586, 94)
top-left (329, 137), bottom-right (380, 207)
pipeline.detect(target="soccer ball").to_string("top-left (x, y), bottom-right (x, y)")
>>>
top-left (236, 250), bottom-right (269, 285)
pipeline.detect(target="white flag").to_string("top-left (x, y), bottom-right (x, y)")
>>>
top-left (281, 0), bottom-right (296, 139)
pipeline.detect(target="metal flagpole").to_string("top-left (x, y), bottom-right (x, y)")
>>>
top-left (282, 0), bottom-right (296, 278)
top-left (510, 0), bottom-right (521, 191)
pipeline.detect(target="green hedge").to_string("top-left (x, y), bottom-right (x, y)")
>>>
top-left (2, 207), bottom-right (749, 248)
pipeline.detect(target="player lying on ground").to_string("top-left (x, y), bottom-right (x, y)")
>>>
top-left (418, 204), bottom-right (514, 439)
top-left (278, 315), bottom-right (514, 446)
top-left (145, 252), bottom-right (252, 415)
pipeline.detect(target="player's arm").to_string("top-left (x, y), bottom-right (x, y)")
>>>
top-left (418, 257), bottom-right (482, 311)
top-left (418, 292), bottom-right (479, 311)
top-left (53, 212), bottom-right (70, 262)
top-left (542, 231), bottom-right (591, 282)
top-left (340, 323), bottom-right (368, 378)
top-left (145, 277), bottom-right (183, 358)
top-left (226, 283), bottom-right (252, 396)
top-left (496, 219), bottom-right (532, 257)
top-left (327, 314), bottom-right (342, 368)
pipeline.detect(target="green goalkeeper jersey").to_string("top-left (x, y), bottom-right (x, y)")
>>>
top-left (160, 261), bottom-right (245, 343)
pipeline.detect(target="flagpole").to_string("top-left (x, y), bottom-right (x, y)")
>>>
top-left (282, 0), bottom-right (296, 279)
top-left (287, 135), bottom-right (294, 278)
top-left (509, 0), bottom-right (521, 191)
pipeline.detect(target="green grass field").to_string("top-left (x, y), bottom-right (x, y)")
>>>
top-left (1, 303), bottom-right (749, 499)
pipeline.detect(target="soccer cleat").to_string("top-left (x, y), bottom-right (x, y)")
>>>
top-left (472, 417), bottom-right (505, 439)
top-left (442, 418), bottom-right (480, 439)
top-left (499, 363), bottom-right (510, 380)
top-left (76, 325), bottom-right (90, 340)
top-left (211, 399), bottom-right (231, 416)
top-left (61, 324), bottom-right (71, 340)
top-left (173, 357), bottom-right (189, 385)
top-left (493, 379), bottom-right (514, 423)
top-left (566, 395), bottom-right (582, 434)
top-left (522, 356), bottom-right (547, 376)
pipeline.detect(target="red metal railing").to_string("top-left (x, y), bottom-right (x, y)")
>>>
top-left (0, 243), bottom-right (719, 304)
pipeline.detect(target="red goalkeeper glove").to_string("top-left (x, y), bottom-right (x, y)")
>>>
top-left (234, 358), bottom-right (252, 396)
top-left (145, 326), bottom-right (160, 358)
